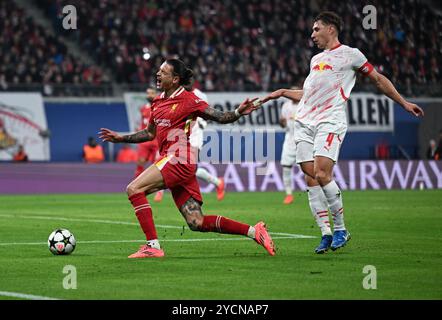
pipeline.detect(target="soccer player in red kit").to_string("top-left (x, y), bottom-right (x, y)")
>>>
top-left (99, 58), bottom-right (275, 258)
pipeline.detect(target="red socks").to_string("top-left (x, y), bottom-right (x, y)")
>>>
top-left (129, 194), bottom-right (249, 239)
top-left (201, 215), bottom-right (249, 236)
top-left (129, 192), bottom-right (157, 241)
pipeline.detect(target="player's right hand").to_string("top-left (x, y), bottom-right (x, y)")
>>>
top-left (403, 102), bottom-right (425, 117)
top-left (260, 89), bottom-right (285, 103)
top-left (98, 128), bottom-right (123, 143)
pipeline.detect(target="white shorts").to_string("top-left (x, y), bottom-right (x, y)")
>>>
top-left (294, 121), bottom-right (347, 163)
top-left (281, 138), bottom-right (296, 167)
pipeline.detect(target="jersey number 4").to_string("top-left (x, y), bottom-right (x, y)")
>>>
top-left (325, 133), bottom-right (335, 147)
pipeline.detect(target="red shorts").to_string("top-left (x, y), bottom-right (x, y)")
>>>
top-left (155, 155), bottom-right (202, 209)
top-left (137, 142), bottom-right (158, 163)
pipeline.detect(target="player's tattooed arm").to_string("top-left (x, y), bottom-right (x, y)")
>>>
top-left (179, 198), bottom-right (204, 231)
top-left (200, 98), bottom-right (262, 124)
top-left (122, 122), bottom-right (156, 143)
top-left (99, 123), bottom-right (156, 144)
top-left (121, 129), bottom-right (152, 143)
top-left (201, 106), bottom-right (239, 124)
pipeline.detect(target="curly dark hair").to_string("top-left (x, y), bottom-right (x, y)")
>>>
top-left (166, 58), bottom-right (194, 86)
top-left (314, 11), bottom-right (343, 34)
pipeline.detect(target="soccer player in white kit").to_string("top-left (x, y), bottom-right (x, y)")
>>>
top-left (262, 11), bottom-right (424, 253)
top-left (190, 88), bottom-right (226, 201)
top-left (279, 91), bottom-right (299, 204)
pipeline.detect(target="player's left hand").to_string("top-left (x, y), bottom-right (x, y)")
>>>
top-left (237, 98), bottom-right (262, 115)
top-left (403, 102), bottom-right (424, 117)
top-left (98, 128), bottom-right (123, 143)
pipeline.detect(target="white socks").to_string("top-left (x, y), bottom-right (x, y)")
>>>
top-left (196, 167), bottom-right (220, 186)
top-left (247, 226), bottom-right (256, 239)
top-left (147, 239), bottom-right (161, 249)
top-left (307, 185), bottom-right (332, 236)
top-left (282, 166), bottom-right (292, 195)
top-left (321, 181), bottom-right (346, 231)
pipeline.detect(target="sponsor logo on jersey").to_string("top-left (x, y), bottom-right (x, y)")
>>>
top-left (312, 62), bottom-right (334, 72)
top-left (155, 119), bottom-right (171, 127)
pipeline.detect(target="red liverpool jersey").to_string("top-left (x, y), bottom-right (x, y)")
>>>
top-left (149, 86), bottom-right (209, 160)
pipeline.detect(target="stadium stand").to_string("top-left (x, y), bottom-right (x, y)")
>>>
top-left (1, 0), bottom-right (441, 96)
top-left (0, 0), bottom-right (110, 96)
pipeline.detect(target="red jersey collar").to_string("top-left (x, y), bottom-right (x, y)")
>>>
top-left (160, 86), bottom-right (185, 99)
top-left (325, 43), bottom-right (342, 52)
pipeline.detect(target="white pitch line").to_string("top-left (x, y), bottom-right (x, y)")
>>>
top-left (0, 213), bottom-right (181, 229)
top-left (0, 214), bottom-right (317, 239)
top-left (270, 232), bottom-right (315, 239)
top-left (0, 291), bottom-right (59, 300)
top-left (0, 235), bottom-right (315, 246)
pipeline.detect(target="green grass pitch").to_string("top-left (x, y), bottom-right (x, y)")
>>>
top-left (0, 190), bottom-right (441, 300)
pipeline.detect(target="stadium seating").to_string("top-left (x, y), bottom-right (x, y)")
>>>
top-left (1, 0), bottom-right (441, 95)
top-left (0, 0), bottom-right (108, 96)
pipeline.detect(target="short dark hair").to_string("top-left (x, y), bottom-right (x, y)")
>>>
top-left (314, 11), bottom-right (343, 34)
top-left (166, 58), bottom-right (194, 86)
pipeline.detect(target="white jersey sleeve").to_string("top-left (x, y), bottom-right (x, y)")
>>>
top-left (350, 48), bottom-right (368, 70)
top-left (350, 48), bottom-right (374, 75)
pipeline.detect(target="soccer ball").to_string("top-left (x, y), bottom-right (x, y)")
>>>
top-left (48, 229), bottom-right (76, 255)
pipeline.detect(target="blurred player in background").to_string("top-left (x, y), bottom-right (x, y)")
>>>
top-left (279, 86), bottom-right (299, 204)
top-left (135, 87), bottom-right (163, 202)
top-left (262, 11), bottom-right (424, 254)
top-left (99, 58), bottom-right (275, 258)
top-left (189, 87), bottom-right (225, 201)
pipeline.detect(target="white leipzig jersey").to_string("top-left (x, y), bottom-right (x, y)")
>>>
top-left (189, 88), bottom-right (208, 149)
top-left (296, 44), bottom-right (373, 126)
top-left (281, 100), bottom-right (298, 146)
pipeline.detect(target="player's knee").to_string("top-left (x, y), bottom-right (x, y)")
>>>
top-left (187, 222), bottom-right (199, 231)
top-left (303, 170), bottom-right (315, 180)
top-left (126, 183), bottom-right (140, 197)
top-left (187, 217), bottom-right (203, 232)
top-left (305, 174), bottom-right (319, 187)
top-left (314, 170), bottom-right (331, 186)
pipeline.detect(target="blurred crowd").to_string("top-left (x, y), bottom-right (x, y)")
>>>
top-left (0, 0), bottom-right (108, 92)
top-left (1, 0), bottom-right (441, 94)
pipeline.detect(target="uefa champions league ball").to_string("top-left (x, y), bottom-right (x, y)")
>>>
top-left (48, 229), bottom-right (76, 255)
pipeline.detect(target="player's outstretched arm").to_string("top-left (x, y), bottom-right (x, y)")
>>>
top-left (367, 69), bottom-right (424, 117)
top-left (99, 123), bottom-right (156, 144)
top-left (200, 98), bottom-right (262, 124)
top-left (261, 89), bottom-right (303, 103)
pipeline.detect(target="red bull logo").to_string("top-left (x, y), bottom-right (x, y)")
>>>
top-left (312, 62), bottom-right (333, 72)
